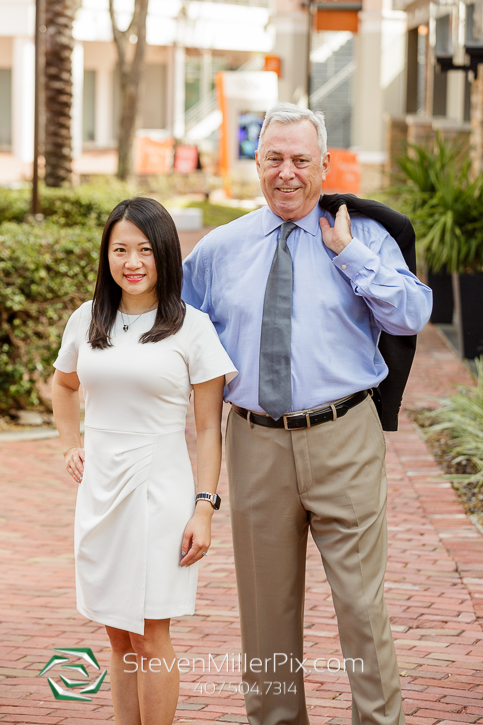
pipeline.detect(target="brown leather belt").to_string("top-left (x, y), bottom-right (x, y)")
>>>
top-left (232, 390), bottom-right (370, 431)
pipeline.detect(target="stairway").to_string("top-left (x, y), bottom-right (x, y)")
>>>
top-left (185, 56), bottom-right (264, 141)
top-left (310, 31), bottom-right (354, 148)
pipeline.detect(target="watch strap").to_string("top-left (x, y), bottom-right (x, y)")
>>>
top-left (195, 492), bottom-right (221, 510)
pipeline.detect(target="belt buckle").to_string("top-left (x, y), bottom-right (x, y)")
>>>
top-left (283, 412), bottom-right (311, 430)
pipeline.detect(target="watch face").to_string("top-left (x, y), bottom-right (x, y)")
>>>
top-left (213, 495), bottom-right (221, 510)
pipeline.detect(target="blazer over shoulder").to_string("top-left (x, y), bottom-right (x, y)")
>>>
top-left (319, 193), bottom-right (417, 432)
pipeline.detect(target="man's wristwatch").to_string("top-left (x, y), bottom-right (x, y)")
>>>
top-left (195, 492), bottom-right (221, 510)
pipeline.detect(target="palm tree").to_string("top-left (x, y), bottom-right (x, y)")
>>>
top-left (109, 0), bottom-right (149, 180)
top-left (44, 0), bottom-right (81, 187)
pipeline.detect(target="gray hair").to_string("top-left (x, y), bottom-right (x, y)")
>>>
top-left (258, 103), bottom-right (328, 159)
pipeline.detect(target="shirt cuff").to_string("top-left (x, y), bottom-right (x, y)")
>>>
top-left (332, 237), bottom-right (375, 279)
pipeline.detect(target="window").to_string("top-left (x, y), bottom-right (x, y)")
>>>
top-left (435, 15), bottom-right (452, 57)
top-left (0, 69), bottom-right (12, 148)
top-left (83, 70), bottom-right (96, 143)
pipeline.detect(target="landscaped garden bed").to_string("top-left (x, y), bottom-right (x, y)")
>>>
top-left (408, 362), bottom-right (483, 527)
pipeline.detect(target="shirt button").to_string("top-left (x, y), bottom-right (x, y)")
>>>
top-left (341, 264), bottom-right (347, 270)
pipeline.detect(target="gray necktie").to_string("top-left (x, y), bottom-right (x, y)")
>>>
top-left (258, 221), bottom-right (297, 420)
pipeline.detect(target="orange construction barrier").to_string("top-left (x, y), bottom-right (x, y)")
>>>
top-left (324, 148), bottom-right (360, 194)
top-left (135, 135), bottom-right (174, 175)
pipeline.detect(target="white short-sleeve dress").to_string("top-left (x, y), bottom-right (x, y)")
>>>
top-left (54, 301), bottom-right (237, 635)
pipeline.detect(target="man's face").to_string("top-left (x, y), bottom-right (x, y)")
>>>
top-left (256, 120), bottom-right (330, 221)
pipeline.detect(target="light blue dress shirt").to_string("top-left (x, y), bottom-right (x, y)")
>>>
top-left (182, 202), bottom-right (432, 414)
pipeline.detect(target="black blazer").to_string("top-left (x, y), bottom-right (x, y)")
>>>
top-left (319, 193), bottom-right (418, 432)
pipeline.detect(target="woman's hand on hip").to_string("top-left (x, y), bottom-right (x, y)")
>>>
top-left (64, 447), bottom-right (85, 484)
top-left (180, 504), bottom-right (213, 566)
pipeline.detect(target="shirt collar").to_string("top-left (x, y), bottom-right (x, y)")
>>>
top-left (261, 202), bottom-right (322, 237)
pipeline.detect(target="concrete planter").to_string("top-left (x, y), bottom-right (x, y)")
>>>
top-left (168, 208), bottom-right (203, 232)
top-left (427, 267), bottom-right (454, 324)
top-left (453, 272), bottom-right (483, 359)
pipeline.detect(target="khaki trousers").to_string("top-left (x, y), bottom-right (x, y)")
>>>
top-left (225, 396), bottom-right (405, 725)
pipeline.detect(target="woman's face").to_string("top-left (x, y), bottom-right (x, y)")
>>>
top-left (108, 219), bottom-right (158, 303)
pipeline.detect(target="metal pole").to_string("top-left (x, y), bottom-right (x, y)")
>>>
top-left (32, 0), bottom-right (42, 217)
top-left (306, 0), bottom-right (313, 108)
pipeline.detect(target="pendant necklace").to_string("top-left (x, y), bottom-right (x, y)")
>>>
top-left (120, 303), bottom-right (157, 332)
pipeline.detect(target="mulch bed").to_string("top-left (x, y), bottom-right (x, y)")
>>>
top-left (408, 407), bottom-right (483, 527)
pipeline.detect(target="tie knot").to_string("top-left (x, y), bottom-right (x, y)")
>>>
top-left (279, 222), bottom-right (297, 243)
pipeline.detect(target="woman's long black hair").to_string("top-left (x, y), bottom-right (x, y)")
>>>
top-left (88, 197), bottom-right (186, 349)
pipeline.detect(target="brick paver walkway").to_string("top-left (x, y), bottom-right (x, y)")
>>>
top-left (1, 263), bottom-right (483, 723)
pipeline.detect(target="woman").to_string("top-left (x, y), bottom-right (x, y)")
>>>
top-left (52, 197), bottom-right (237, 725)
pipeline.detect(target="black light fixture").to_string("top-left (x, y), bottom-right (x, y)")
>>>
top-left (436, 50), bottom-right (483, 73)
top-left (436, 1), bottom-right (483, 74)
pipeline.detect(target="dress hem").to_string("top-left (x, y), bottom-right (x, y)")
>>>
top-left (76, 602), bottom-right (197, 636)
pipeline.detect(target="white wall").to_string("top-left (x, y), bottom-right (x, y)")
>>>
top-left (0, 0), bottom-right (34, 37)
top-left (74, 0), bottom-right (271, 52)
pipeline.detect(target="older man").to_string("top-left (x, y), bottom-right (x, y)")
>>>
top-left (182, 103), bottom-right (432, 725)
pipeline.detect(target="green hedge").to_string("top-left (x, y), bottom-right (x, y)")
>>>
top-left (0, 221), bottom-right (100, 411)
top-left (0, 184), bottom-right (252, 229)
top-left (0, 181), bottom-right (139, 227)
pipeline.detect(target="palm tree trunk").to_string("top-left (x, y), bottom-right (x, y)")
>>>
top-left (109, 0), bottom-right (149, 181)
top-left (44, 0), bottom-right (79, 187)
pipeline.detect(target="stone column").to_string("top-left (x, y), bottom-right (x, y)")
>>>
top-left (12, 36), bottom-right (35, 163)
top-left (353, 0), bottom-right (406, 191)
top-left (446, 70), bottom-right (466, 123)
top-left (271, 0), bottom-right (310, 105)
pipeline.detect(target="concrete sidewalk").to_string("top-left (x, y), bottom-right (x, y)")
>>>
top-left (1, 320), bottom-right (483, 725)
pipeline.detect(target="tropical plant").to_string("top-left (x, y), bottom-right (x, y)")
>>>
top-left (109, 0), bottom-right (149, 180)
top-left (390, 133), bottom-right (468, 210)
top-left (415, 167), bottom-right (483, 273)
top-left (425, 359), bottom-right (483, 488)
top-left (44, 0), bottom-right (81, 187)
top-left (387, 134), bottom-right (483, 273)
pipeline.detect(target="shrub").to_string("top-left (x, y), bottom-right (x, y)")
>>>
top-left (0, 187), bottom-right (31, 222)
top-left (0, 221), bottom-right (100, 411)
top-left (0, 180), bottom-right (257, 230)
top-left (0, 180), bottom-right (140, 227)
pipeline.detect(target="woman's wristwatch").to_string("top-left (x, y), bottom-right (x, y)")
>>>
top-left (195, 492), bottom-right (221, 510)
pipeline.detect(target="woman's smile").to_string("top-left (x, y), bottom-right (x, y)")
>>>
top-left (124, 273), bottom-right (146, 282)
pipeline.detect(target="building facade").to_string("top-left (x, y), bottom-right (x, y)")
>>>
top-left (0, 0), bottom-right (436, 189)
top-left (385, 0), bottom-right (483, 175)
top-left (0, 0), bottom-right (272, 182)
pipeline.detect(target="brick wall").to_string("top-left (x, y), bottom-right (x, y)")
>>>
top-left (471, 64), bottom-right (483, 176)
